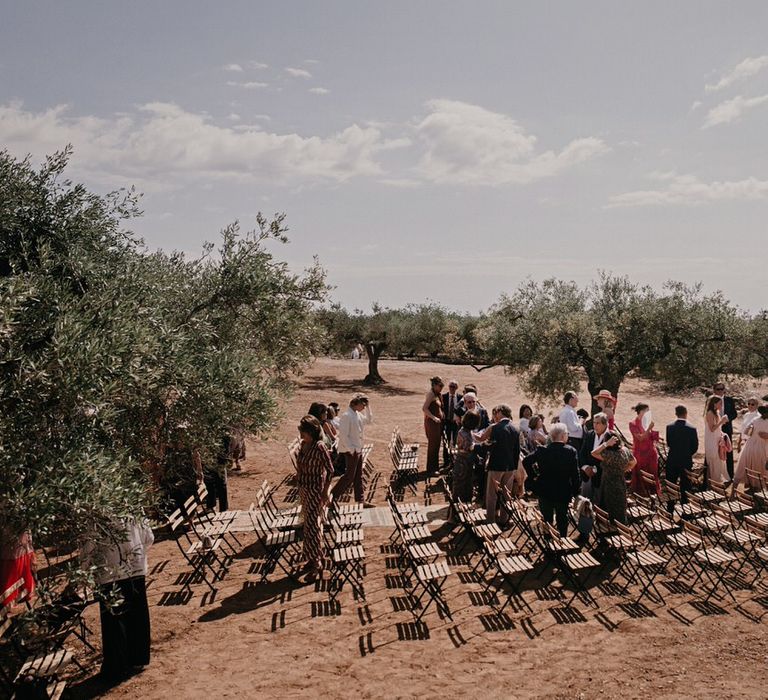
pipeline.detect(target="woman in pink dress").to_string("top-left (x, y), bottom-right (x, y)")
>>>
top-left (628, 403), bottom-right (661, 496)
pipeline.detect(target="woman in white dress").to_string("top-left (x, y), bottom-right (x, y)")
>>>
top-left (733, 404), bottom-right (768, 488)
top-left (704, 395), bottom-right (730, 483)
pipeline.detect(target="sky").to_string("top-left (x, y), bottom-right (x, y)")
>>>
top-left (1, 1), bottom-right (767, 313)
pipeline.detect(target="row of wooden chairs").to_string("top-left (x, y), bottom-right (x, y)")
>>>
top-left (389, 427), bottom-right (419, 494)
top-left (0, 580), bottom-right (72, 699)
top-left (386, 487), bottom-right (452, 622)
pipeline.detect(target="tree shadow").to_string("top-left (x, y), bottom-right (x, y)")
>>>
top-left (298, 375), bottom-right (420, 398)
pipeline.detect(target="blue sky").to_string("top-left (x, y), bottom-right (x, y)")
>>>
top-left (1, 1), bottom-right (767, 312)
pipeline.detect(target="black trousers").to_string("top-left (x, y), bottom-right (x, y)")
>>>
top-left (538, 497), bottom-right (570, 537)
top-left (98, 576), bottom-right (151, 680)
top-left (204, 470), bottom-right (229, 511)
top-left (331, 452), bottom-right (364, 502)
top-left (665, 468), bottom-right (690, 514)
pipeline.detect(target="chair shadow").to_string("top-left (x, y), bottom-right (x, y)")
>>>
top-left (197, 577), bottom-right (304, 622)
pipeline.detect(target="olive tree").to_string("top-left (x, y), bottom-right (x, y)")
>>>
top-left (476, 273), bottom-right (750, 413)
top-left (0, 149), bottom-right (327, 590)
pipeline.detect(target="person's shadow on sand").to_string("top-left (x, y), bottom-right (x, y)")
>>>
top-left (197, 577), bottom-right (304, 622)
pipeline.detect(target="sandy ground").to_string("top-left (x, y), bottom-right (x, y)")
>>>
top-left (68, 358), bottom-right (768, 699)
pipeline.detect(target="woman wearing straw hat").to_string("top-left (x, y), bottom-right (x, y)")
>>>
top-left (592, 389), bottom-right (617, 430)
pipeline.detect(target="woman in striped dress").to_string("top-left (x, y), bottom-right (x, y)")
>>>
top-left (296, 415), bottom-right (335, 583)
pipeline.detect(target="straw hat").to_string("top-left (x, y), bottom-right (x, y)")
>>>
top-left (593, 389), bottom-right (616, 404)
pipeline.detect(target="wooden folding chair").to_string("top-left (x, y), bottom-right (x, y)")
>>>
top-left (675, 521), bottom-right (740, 603)
top-left (611, 521), bottom-right (669, 604)
top-left (664, 480), bottom-right (706, 520)
top-left (329, 544), bottom-right (366, 602)
top-left (684, 468), bottom-right (724, 506)
top-left (248, 507), bottom-right (301, 582)
top-left (401, 552), bottom-right (453, 623)
top-left (744, 468), bottom-right (768, 508)
top-left (1, 582), bottom-right (73, 700)
top-left (481, 539), bottom-right (534, 614)
top-left (168, 508), bottom-right (228, 592)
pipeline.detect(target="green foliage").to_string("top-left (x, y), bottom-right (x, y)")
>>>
top-left (0, 150), bottom-right (327, 572)
top-left (476, 273), bottom-right (751, 406)
top-left (318, 302), bottom-right (470, 382)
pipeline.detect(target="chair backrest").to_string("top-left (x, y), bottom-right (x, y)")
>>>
top-left (640, 470), bottom-right (656, 488)
top-left (681, 520), bottom-right (703, 538)
top-left (736, 492), bottom-right (755, 509)
top-left (614, 520), bottom-right (635, 542)
top-left (592, 505), bottom-right (612, 532)
top-left (709, 481), bottom-right (727, 497)
top-left (168, 508), bottom-right (187, 532)
top-left (746, 467), bottom-right (765, 489)
top-left (664, 480), bottom-right (681, 499)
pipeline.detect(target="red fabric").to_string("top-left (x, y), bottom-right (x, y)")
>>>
top-left (628, 417), bottom-right (661, 497)
top-left (718, 433), bottom-right (733, 461)
top-left (0, 554), bottom-right (35, 606)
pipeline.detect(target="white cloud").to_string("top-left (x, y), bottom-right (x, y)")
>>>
top-left (227, 113), bottom-right (240, 121)
top-left (412, 99), bottom-right (609, 186)
top-left (226, 80), bottom-right (269, 90)
top-left (304, 59), bottom-right (319, 65)
top-left (309, 87), bottom-right (330, 95)
top-left (690, 100), bottom-right (702, 111)
top-left (223, 63), bottom-right (243, 72)
top-left (705, 55), bottom-right (768, 93)
top-left (0, 101), bottom-right (397, 187)
top-left (285, 67), bottom-right (312, 79)
top-left (606, 173), bottom-right (768, 207)
top-left (702, 93), bottom-right (768, 127)
top-left (248, 61), bottom-right (268, 70)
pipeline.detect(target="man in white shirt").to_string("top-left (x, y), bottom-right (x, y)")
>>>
top-left (331, 393), bottom-right (373, 505)
top-left (83, 518), bottom-right (154, 681)
top-left (559, 391), bottom-right (584, 453)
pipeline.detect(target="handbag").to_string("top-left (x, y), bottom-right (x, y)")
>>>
top-left (718, 433), bottom-right (732, 461)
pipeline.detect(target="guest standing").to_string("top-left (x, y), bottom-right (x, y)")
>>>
top-left (579, 412), bottom-right (610, 501)
top-left (733, 404), bottom-right (768, 489)
top-left (704, 395), bottom-right (730, 484)
top-left (523, 423), bottom-right (580, 536)
top-left (475, 405), bottom-right (520, 526)
top-left (664, 405), bottom-right (699, 513)
top-left (712, 381), bottom-right (738, 479)
top-left (442, 380), bottom-right (462, 466)
top-left (331, 394), bottom-right (373, 505)
top-left (628, 403), bottom-right (661, 497)
top-left (453, 410), bottom-right (480, 505)
top-left (592, 389), bottom-right (617, 430)
top-left (559, 391), bottom-right (584, 453)
top-left (296, 415), bottom-right (334, 582)
top-left (422, 376), bottom-right (445, 476)
top-left (85, 518), bottom-right (154, 682)
top-left (590, 432), bottom-right (635, 523)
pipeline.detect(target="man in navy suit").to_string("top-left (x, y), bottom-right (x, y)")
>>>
top-left (441, 380), bottom-right (462, 465)
top-left (712, 382), bottom-right (737, 479)
top-left (665, 405), bottom-right (699, 513)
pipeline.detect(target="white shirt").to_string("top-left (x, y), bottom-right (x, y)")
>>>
top-left (83, 518), bottom-right (154, 585)
top-left (559, 405), bottom-right (584, 439)
top-left (337, 405), bottom-right (372, 454)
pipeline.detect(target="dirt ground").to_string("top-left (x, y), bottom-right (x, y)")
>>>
top-left (70, 358), bottom-right (768, 699)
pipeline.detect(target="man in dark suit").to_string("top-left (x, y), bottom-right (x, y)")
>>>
top-left (712, 382), bottom-right (737, 479)
top-left (665, 405), bottom-right (699, 514)
top-left (579, 412), bottom-right (609, 501)
top-left (523, 422), bottom-right (580, 536)
top-left (441, 380), bottom-right (462, 465)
